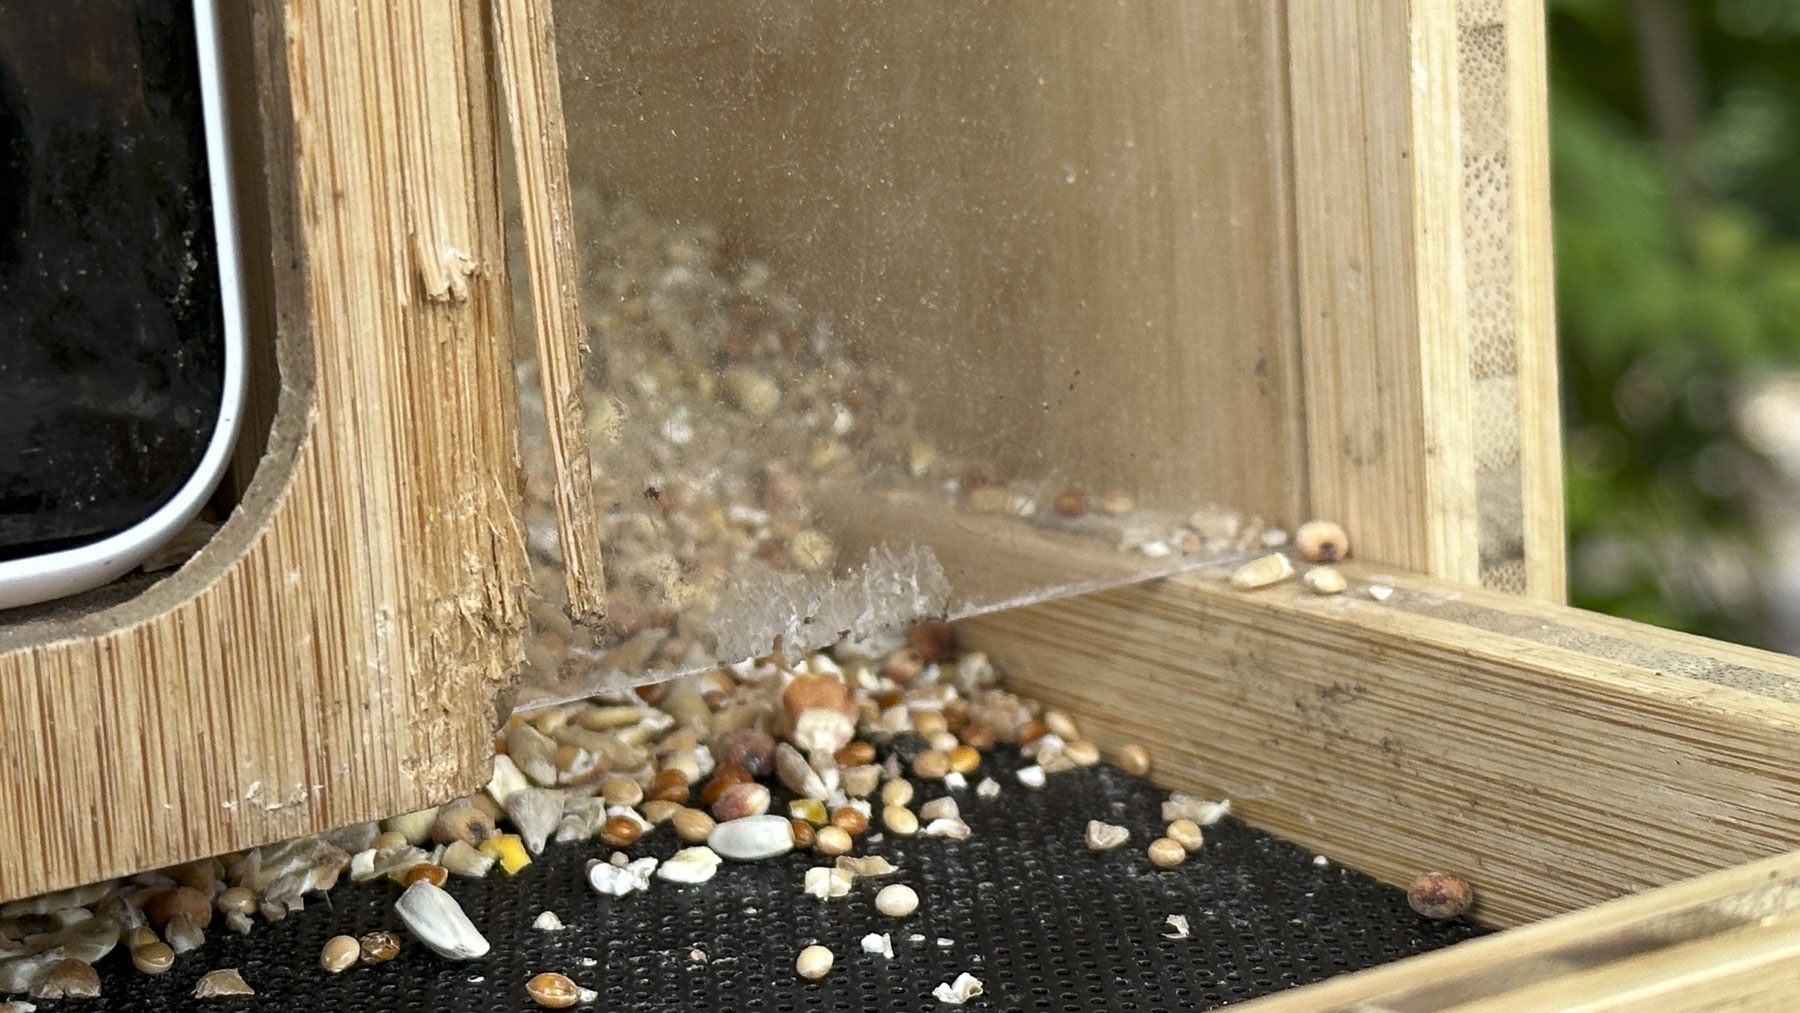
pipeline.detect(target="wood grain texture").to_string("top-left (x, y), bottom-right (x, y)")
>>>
top-left (491, 0), bottom-right (606, 621)
top-left (1244, 849), bottom-right (1800, 1011)
top-left (959, 560), bottom-right (1800, 928)
top-left (0, 0), bottom-right (527, 903)
top-left (553, 1), bottom-right (1306, 524)
top-left (1288, 0), bottom-right (1564, 597)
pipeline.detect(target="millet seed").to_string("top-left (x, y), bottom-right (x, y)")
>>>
top-left (880, 779), bottom-right (914, 808)
top-left (813, 824), bottom-right (853, 857)
top-left (320, 935), bottom-right (361, 973)
top-left (1148, 837), bottom-right (1187, 868)
top-left (1165, 819), bottom-right (1204, 851)
top-left (874, 883), bottom-right (919, 918)
top-left (1116, 744), bottom-right (1152, 777)
top-left (601, 776), bottom-right (643, 807)
top-left (795, 944), bottom-right (834, 980)
top-left (1064, 740), bottom-right (1101, 767)
top-left (834, 741), bottom-right (876, 767)
top-left (882, 805), bottom-right (919, 835)
top-left (672, 807), bottom-right (715, 844)
top-left (946, 745), bottom-right (981, 775)
top-left (911, 750), bottom-right (950, 780)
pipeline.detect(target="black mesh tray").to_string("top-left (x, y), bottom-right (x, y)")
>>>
top-left (96, 749), bottom-right (1484, 1011)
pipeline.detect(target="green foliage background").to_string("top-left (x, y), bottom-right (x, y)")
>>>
top-left (1550, 0), bottom-right (1800, 647)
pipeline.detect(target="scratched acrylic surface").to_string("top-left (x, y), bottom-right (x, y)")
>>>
top-left (510, 2), bottom-right (1291, 708)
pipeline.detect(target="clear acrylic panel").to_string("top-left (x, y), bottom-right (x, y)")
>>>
top-left (513, 2), bottom-right (1295, 706)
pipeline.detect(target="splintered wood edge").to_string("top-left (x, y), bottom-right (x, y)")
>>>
top-left (1240, 849), bottom-right (1800, 1010)
top-left (0, 0), bottom-right (528, 903)
top-left (491, 0), bottom-right (608, 620)
top-left (958, 561), bottom-right (1800, 929)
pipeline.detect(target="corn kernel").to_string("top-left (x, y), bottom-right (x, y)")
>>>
top-left (478, 833), bottom-right (532, 875)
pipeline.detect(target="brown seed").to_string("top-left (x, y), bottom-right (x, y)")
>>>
top-left (906, 620), bottom-right (957, 662)
top-left (641, 798), bottom-right (682, 824)
top-left (526, 971), bottom-right (580, 1008)
top-left (911, 750), bottom-right (950, 780)
top-left (672, 807), bottom-right (716, 844)
top-left (1053, 486), bottom-right (1088, 517)
top-left (882, 805), bottom-right (919, 836)
top-left (1100, 489), bottom-right (1135, 516)
top-left (1017, 720), bottom-right (1047, 746)
top-left (880, 779), bottom-right (914, 808)
top-left (788, 818), bottom-right (816, 849)
top-left (700, 762), bottom-right (752, 807)
top-left (132, 941), bottom-right (176, 975)
top-left (1148, 837), bottom-right (1187, 868)
top-left (601, 776), bottom-right (644, 808)
top-left (359, 930), bottom-right (401, 965)
top-left (649, 769), bottom-right (691, 803)
top-left (600, 815), bottom-right (644, 848)
top-left (711, 728), bottom-right (776, 778)
top-left (145, 886), bottom-right (213, 930)
top-left (712, 782), bottom-right (772, 822)
top-left (813, 824), bottom-right (853, 856)
top-left (881, 649), bottom-right (926, 682)
top-left (929, 731), bottom-right (960, 754)
top-left (781, 674), bottom-right (858, 754)
top-left (1295, 519), bottom-right (1351, 563)
top-left (960, 723), bottom-right (997, 750)
top-left (834, 741), bottom-right (876, 768)
top-left (402, 863), bottom-right (448, 888)
top-left (1407, 871), bottom-right (1474, 920)
top-left (372, 830), bottom-right (408, 852)
top-left (1064, 740), bottom-right (1101, 767)
top-left (946, 746), bottom-right (981, 775)
top-left (830, 807), bottom-right (870, 836)
top-left (1117, 744), bottom-right (1152, 777)
top-left (320, 934), bottom-right (361, 973)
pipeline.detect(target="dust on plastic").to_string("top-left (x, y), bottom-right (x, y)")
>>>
top-left (512, 3), bottom-right (1281, 708)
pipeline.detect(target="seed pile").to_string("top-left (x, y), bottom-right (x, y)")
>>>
top-left (0, 623), bottom-right (1202, 1004)
top-left (513, 196), bottom-right (1287, 702)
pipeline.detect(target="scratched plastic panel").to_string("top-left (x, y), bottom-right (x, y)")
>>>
top-left (512, 2), bottom-right (1299, 705)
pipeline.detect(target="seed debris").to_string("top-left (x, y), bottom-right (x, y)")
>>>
top-left (861, 932), bottom-right (894, 958)
top-left (1163, 915), bottom-right (1190, 939)
top-left (1084, 820), bottom-right (1130, 851)
top-left (932, 972), bottom-right (984, 1004)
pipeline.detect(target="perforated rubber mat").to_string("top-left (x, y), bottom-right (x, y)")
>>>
top-left (95, 749), bottom-right (1485, 1010)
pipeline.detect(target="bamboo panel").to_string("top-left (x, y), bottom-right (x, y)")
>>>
top-left (1245, 849), bottom-right (1800, 1011)
top-left (1288, 0), bottom-right (1564, 598)
top-left (0, 0), bottom-right (527, 903)
top-left (492, 0), bottom-right (607, 621)
top-left (959, 559), bottom-right (1800, 928)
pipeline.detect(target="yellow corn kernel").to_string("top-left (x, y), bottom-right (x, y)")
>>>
top-left (787, 798), bottom-right (828, 825)
top-left (477, 833), bottom-right (531, 875)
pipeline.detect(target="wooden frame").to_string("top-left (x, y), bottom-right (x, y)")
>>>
top-left (0, 1), bottom-right (528, 901)
top-left (2, 0), bottom-right (1794, 1005)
